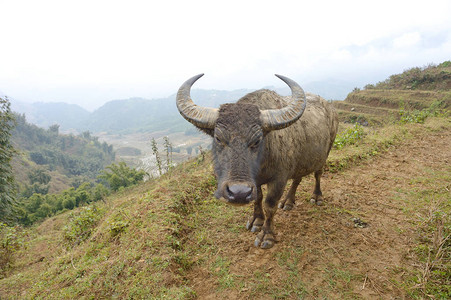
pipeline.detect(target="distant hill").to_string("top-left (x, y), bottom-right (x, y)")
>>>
top-left (11, 101), bottom-right (90, 131)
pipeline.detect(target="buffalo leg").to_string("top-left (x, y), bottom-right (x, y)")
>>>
top-left (278, 178), bottom-right (302, 211)
top-left (255, 180), bottom-right (286, 249)
top-left (310, 170), bottom-right (324, 206)
top-left (246, 186), bottom-right (264, 232)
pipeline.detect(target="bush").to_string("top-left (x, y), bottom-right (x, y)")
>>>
top-left (0, 223), bottom-right (23, 276)
top-left (98, 162), bottom-right (147, 191)
top-left (333, 124), bottom-right (366, 149)
top-left (399, 101), bottom-right (447, 124)
top-left (62, 206), bottom-right (103, 248)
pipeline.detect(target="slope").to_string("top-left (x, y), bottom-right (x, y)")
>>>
top-left (1, 113), bottom-right (449, 299)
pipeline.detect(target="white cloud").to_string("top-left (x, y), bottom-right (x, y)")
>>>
top-left (393, 32), bottom-right (421, 48)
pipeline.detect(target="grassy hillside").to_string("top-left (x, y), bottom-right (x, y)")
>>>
top-left (11, 113), bottom-right (116, 195)
top-left (333, 61), bottom-right (451, 126)
top-left (1, 63), bottom-right (450, 298)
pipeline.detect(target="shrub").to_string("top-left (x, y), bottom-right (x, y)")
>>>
top-left (106, 211), bottom-right (129, 238)
top-left (98, 162), bottom-right (147, 191)
top-left (62, 206), bottom-right (102, 247)
top-left (333, 124), bottom-right (366, 149)
top-left (0, 223), bottom-right (23, 276)
top-left (399, 101), bottom-right (447, 124)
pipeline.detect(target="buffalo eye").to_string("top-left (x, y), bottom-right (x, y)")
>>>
top-left (249, 138), bottom-right (261, 149)
top-left (215, 135), bottom-right (227, 146)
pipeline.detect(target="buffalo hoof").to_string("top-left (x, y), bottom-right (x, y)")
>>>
top-left (278, 201), bottom-right (294, 211)
top-left (310, 194), bottom-right (324, 206)
top-left (254, 231), bottom-right (275, 249)
top-left (310, 198), bottom-right (324, 206)
top-left (246, 216), bottom-right (264, 233)
top-left (282, 203), bottom-right (294, 210)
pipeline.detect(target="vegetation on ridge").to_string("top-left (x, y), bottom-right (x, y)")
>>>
top-left (365, 61), bottom-right (451, 91)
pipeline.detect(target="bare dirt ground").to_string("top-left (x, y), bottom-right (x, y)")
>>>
top-left (188, 124), bottom-right (450, 299)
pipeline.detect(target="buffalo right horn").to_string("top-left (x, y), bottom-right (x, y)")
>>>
top-left (260, 75), bottom-right (307, 131)
top-left (176, 73), bottom-right (218, 129)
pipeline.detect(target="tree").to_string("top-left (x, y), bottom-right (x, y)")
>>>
top-left (0, 97), bottom-right (16, 223)
top-left (151, 138), bottom-right (162, 176)
top-left (98, 162), bottom-right (146, 191)
top-left (28, 167), bottom-right (51, 185)
top-left (48, 124), bottom-right (59, 135)
top-left (163, 136), bottom-right (173, 172)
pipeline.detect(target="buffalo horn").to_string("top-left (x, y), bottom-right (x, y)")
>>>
top-left (260, 75), bottom-right (307, 131)
top-left (176, 73), bottom-right (218, 129)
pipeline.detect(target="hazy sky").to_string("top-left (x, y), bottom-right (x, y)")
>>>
top-left (1, 0), bottom-right (450, 110)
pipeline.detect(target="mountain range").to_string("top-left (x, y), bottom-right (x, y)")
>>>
top-left (9, 79), bottom-right (356, 135)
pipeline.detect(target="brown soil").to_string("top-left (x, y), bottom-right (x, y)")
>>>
top-left (187, 125), bottom-right (451, 299)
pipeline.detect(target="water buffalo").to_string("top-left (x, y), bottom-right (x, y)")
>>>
top-left (176, 74), bottom-right (338, 249)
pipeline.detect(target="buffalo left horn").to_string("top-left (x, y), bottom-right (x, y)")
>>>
top-left (260, 75), bottom-right (307, 131)
top-left (176, 73), bottom-right (218, 129)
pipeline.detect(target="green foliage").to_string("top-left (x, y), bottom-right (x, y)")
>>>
top-left (16, 161), bottom-right (143, 225)
top-left (22, 182), bottom-right (49, 198)
top-left (10, 113), bottom-right (120, 224)
top-left (333, 123), bottom-right (366, 149)
top-left (372, 61), bottom-right (451, 91)
top-left (21, 167), bottom-right (52, 197)
top-left (27, 167), bottom-right (51, 185)
top-left (363, 84), bottom-right (375, 90)
top-left (106, 210), bottom-right (130, 238)
top-left (17, 181), bottom-right (110, 225)
top-left (399, 101), bottom-right (448, 124)
top-left (98, 162), bottom-right (146, 192)
top-left (0, 97), bottom-right (17, 224)
top-left (12, 113), bottom-right (115, 179)
top-left (0, 223), bottom-right (23, 276)
top-left (62, 206), bottom-right (103, 247)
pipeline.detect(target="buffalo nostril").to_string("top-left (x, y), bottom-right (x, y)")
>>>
top-left (226, 184), bottom-right (253, 202)
top-left (226, 185), bottom-right (235, 201)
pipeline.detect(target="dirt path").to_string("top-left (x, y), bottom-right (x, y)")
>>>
top-left (189, 124), bottom-right (450, 299)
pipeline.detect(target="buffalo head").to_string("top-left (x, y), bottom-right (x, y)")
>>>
top-left (176, 74), bottom-right (306, 205)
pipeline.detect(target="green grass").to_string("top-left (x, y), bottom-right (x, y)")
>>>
top-left (333, 123), bottom-right (366, 149)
